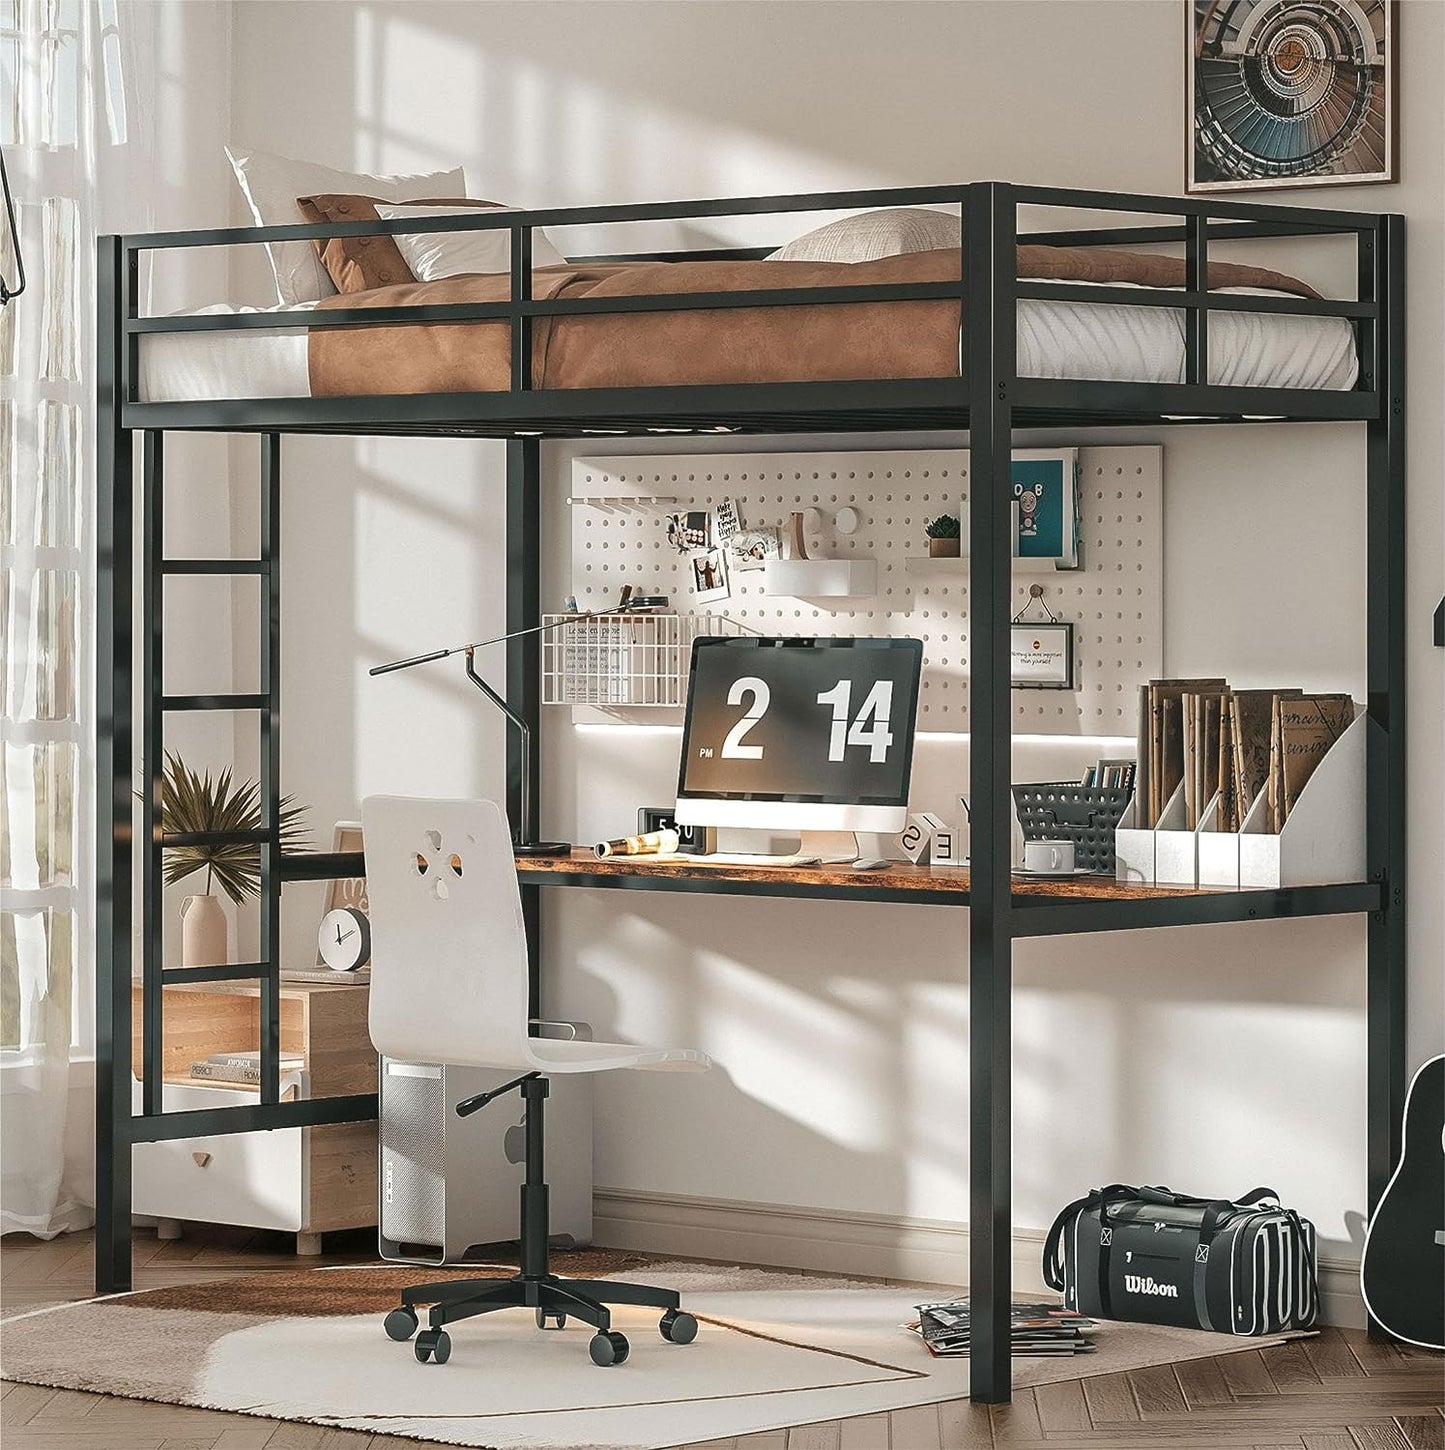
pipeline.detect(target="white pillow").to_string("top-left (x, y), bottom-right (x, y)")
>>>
top-left (372, 202), bottom-right (568, 280)
top-left (225, 145), bottom-right (467, 305)
top-left (767, 207), bottom-right (961, 264)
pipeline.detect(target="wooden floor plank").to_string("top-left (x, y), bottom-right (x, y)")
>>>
top-left (787, 1422), bottom-right (842, 1450)
top-left (1219, 1349), bottom-right (1281, 1398)
top-left (1262, 1341), bottom-right (1326, 1393)
top-left (1034, 1376), bottom-right (1092, 1433)
top-left (887, 1403), bottom-right (941, 1450)
top-left (1303, 1434), bottom-right (1367, 1450)
top-left (1396, 1418), bottom-right (1445, 1450)
top-left (0, 1383), bottom-right (58, 1426)
top-left (1305, 1329), bottom-right (1369, 1383)
top-left (1175, 1355), bottom-right (1235, 1409)
top-left (1351, 1336), bottom-right (1411, 1375)
top-left (836, 1414), bottom-right (890, 1450)
top-left (1348, 1424), bottom-right (1413, 1450)
top-left (987, 1388), bottom-right (1045, 1446)
top-left (936, 1397), bottom-right (994, 1450)
top-left (1130, 1363), bottom-right (1189, 1416)
top-left (734, 1433), bottom-right (788, 1450)
top-left (1083, 1371), bottom-right (1144, 1425)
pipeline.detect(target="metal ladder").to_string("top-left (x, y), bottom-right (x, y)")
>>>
top-left (138, 433), bottom-right (285, 1111)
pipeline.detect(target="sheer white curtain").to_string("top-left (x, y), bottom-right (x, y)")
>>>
top-left (1, 0), bottom-right (154, 1238)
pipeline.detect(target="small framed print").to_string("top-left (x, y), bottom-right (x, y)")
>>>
top-left (1011, 622), bottom-right (1075, 689)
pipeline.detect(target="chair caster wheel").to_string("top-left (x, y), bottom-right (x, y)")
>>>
top-left (384, 1307), bottom-right (418, 1341)
top-left (660, 1309), bottom-right (698, 1344)
top-left (414, 1328), bottom-right (451, 1364)
top-left (589, 1330), bottom-right (629, 1366)
top-left (536, 1307), bottom-right (567, 1330)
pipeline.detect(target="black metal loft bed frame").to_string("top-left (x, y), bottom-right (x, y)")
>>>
top-left (96, 181), bottom-right (1406, 1404)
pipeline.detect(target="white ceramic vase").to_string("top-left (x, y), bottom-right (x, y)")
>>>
top-left (180, 893), bottom-right (228, 967)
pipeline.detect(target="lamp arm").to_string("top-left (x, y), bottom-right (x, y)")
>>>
top-left (465, 648), bottom-right (533, 845)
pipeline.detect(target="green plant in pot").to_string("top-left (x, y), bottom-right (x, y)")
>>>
top-left (150, 752), bottom-right (310, 967)
top-left (925, 513), bottom-right (961, 558)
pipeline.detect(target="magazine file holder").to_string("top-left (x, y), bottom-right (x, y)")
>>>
top-left (1114, 795), bottom-right (1155, 884)
top-left (1153, 782), bottom-right (1197, 886)
top-left (1196, 793), bottom-right (1240, 887)
top-left (1238, 712), bottom-right (1365, 889)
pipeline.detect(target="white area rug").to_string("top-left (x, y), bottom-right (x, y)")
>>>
top-left (0, 1260), bottom-right (1300, 1449)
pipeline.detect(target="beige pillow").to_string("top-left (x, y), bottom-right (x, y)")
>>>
top-left (768, 207), bottom-right (961, 263)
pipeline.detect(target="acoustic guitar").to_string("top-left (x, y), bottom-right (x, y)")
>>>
top-left (1360, 1055), bottom-right (1444, 1350)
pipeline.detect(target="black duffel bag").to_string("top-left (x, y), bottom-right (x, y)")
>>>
top-left (1042, 1183), bottom-right (1318, 1335)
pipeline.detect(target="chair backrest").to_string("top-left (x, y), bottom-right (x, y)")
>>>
top-left (360, 795), bottom-right (532, 1070)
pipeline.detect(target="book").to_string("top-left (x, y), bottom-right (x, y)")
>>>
top-left (206, 1050), bottom-right (305, 1069)
top-left (1147, 680), bottom-right (1226, 827)
top-left (190, 1057), bottom-right (303, 1084)
top-left (1278, 694), bottom-right (1354, 822)
top-left (1230, 688), bottom-right (1298, 828)
top-left (280, 967), bottom-right (370, 985)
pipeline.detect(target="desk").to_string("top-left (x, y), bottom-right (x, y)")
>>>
top-left (518, 851), bottom-right (1379, 937)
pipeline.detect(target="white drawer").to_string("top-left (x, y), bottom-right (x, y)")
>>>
top-left (131, 1076), bottom-right (307, 1232)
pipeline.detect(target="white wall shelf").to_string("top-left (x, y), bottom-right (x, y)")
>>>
top-left (904, 556), bottom-right (1069, 576)
top-left (762, 558), bottom-right (877, 598)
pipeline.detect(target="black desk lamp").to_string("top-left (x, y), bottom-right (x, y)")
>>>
top-left (369, 596), bottom-right (645, 857)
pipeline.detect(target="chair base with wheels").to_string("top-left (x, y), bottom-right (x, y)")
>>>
top-left (381, 1072), bottom-right (698, 1367)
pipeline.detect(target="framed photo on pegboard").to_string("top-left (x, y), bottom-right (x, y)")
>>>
top-left (1187, 0), bottom-right (1396, 193)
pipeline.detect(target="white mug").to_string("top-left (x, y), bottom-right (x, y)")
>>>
top-left (1023, 839), bottom-right (1075, 873)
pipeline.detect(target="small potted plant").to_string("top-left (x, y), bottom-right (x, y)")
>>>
top-left (925, 513), bottom-right (961, 558)
top-left (150, 752), bottom-right (310, 967)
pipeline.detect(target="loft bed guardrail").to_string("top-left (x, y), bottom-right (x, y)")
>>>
top-left (107, 181), bottom-right (1390, 435)
top-left (95, 181), bottom-right (1406, 1408)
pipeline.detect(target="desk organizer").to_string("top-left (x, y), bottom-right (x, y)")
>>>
top-left (1013, 781), bottom-right (1133, 874)
top-left (1116, 711), bottom-right (1365, 888)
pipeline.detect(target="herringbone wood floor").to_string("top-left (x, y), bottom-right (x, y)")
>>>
top-left (1, 1226), bottom-right (1441, 1450)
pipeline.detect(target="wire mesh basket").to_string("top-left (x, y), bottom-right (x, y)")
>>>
top-left (1012, 782), bottom-right (1134, 874)
top-left (541, 612), bottom-right (748, 707)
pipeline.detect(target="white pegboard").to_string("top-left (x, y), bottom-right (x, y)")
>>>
top-left (569, 446), bottom-right (1162, 734)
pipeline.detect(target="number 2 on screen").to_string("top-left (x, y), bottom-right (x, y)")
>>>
top-left (721, 676), bottom-right (770, 758)
top-left (817, 680), bottom-right (895, 763)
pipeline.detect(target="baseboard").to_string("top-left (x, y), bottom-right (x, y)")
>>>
top-left (593, 1187), bottom-right (1365, 1328)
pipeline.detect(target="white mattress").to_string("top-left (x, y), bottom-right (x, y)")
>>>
top-left (138, 288), bottom-right (1358, 402)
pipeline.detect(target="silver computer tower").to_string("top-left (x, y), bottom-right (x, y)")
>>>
top-left (378, 1058), bottom-right (592, 1264)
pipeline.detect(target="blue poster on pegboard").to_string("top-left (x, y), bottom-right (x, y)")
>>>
top-left (1010, 452), bottom-right (1077, 565)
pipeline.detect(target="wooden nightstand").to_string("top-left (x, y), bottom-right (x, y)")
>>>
top-left (130, 979), bottom-right (377, 1255)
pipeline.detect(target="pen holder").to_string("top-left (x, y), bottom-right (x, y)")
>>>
top-left (1012, 782), bottom-right (1134, 875)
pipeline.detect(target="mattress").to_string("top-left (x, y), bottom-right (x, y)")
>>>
top-left (138, 286), bottom-right (1358, 403)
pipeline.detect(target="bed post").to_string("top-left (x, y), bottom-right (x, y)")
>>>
top-left (1364, 215), bottom-right (1407, 1245)
top-left (507, 436), bottom-right (544, 1021)
top-left (95, 234), bottom-right (134, 1293)
top-left (964, 181), bottom-right (1017, 1404)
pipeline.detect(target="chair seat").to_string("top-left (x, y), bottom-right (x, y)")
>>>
top-left (526, 1037), bottom-right (711, 1074)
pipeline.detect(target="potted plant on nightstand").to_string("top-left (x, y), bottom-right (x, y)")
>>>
top-left (153, 752), bottom-right (310, 966)
top-left (925, 513), bottom-right (961, 558)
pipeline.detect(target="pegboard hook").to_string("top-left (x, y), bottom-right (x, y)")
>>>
top-left (1013, 582), bottom-right (1059, 625)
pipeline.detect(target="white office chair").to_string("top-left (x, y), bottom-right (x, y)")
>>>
top-left (361, 794), bottom-right (711, 1367)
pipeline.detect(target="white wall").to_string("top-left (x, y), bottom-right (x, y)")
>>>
top-left (225, 0), bottom-right (1444, 1281)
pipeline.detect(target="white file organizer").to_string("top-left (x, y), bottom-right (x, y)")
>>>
top-left (1237, 712), bottom-right (1365, 888)
top-left (1118, 711), bottom-right (1365, 888)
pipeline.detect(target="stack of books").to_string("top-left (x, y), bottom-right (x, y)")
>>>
top-left (189, 1050), bottom-right (304, 1085)
top-left (906, 1299), bottom-right (1097, 1358)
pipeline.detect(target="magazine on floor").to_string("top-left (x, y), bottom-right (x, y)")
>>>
top-left (905, 1299), bottom-right (1097, 1357)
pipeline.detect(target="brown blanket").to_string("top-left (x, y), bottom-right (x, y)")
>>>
top-left (307, 246), bottom-right (1321, 397)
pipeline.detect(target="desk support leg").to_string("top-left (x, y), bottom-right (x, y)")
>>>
top-left (507, 438), bottom-right (543, 1019)
top-left (965, 181), bottom-right (1017, 1404)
